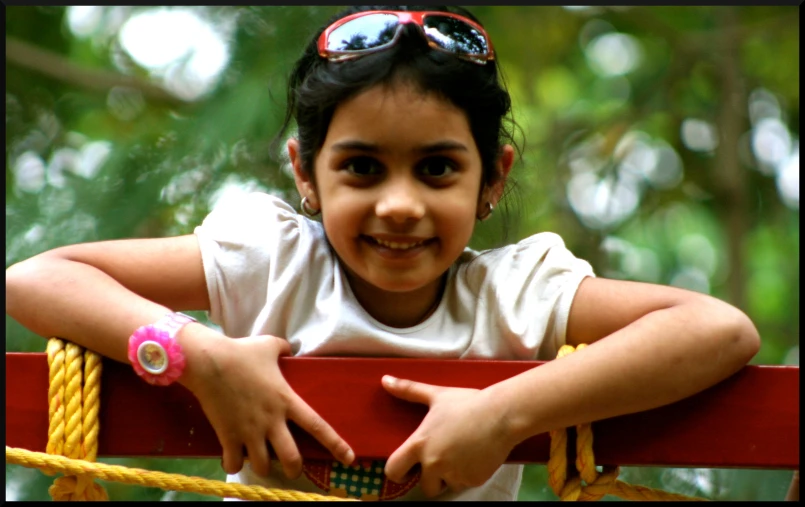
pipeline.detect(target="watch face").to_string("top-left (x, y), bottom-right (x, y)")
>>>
top-left (128, 314), bottom-right (190, 386)
top-left (137, 340), bottom-right (169, 374)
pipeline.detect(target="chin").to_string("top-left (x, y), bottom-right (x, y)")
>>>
top-left (370, 279), bottom-right (425, 293)
top-left (368, 273), bottom-right (443, 294)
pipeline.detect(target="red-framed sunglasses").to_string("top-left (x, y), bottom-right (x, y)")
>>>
top-left (317, 10), bottom-right (495, 65)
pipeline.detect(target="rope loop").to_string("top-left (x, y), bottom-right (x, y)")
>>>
top-left (546, 344), bottom-right (707, 501)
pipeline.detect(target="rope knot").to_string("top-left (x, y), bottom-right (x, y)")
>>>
top-left (546, 344), bottom-right (706, 502)
top-left (49, 474), bottom-right (109, 501)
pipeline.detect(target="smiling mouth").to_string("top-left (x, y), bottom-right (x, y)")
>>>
top-left (363, 236), bottom-right (433, 251)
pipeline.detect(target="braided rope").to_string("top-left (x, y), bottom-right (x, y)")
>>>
top-left (63, 342), bottom-right (83, 461)
top-left (545, 344), bottom-right (707, 501)
top-left (82, 349), bottom-right (103, 463)
top-left (6, 447), bottom-right (355, 501)
top-left (45, 337), bottom-right (109, 500)
top-left (45, 339), bottom-right (65, 461)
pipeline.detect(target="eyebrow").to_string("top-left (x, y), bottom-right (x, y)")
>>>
top-left (330, 140), bottom-right (469, 154)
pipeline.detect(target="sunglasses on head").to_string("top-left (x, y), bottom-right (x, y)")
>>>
top-left (318, 10), bottom-right (495, 65)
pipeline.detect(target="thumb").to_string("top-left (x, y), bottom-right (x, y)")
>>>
top-left (382, 375), bottom-right (439, 405)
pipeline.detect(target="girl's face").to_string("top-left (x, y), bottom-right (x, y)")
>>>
top-left (291, 81), bottom-right (508, 309)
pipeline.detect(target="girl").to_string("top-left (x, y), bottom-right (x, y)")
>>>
top-left (5, 5), bottom-right (760, 501)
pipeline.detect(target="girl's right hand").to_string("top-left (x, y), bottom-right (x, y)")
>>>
top-left (179, 328), bottom-right (355, 479)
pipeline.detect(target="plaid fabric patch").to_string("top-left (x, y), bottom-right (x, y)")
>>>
top-left (303, 459), bottom-right (420, 500)
top-left (331, 460), bottom-right (385, 497)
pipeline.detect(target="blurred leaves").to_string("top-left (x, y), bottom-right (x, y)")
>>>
top-left (5, 5), bottom-right (798, 501)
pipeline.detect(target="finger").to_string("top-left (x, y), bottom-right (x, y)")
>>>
top-left (289, 399), bottom-right (354, 466)
top-left (420, 474), bottom-right (448, 498)
top-left (268, 426), bottom-right (303, 479)
top-left (273, 337), bottom-right (292, 356)
top-left (443, 475), bottom-right (467, 494)
top-left (384, 439), bottom-right (421, 484)
top-left (245, 438), bottom-right (271, 478)
top-left (449, 484), bottom-right (467, 495)
top-left (220, 440), bottom-right (245, 475)
top-left (382, 376), bottom-right (439, 405)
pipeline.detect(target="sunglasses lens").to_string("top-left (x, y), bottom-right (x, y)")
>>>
top-left (423, 15), bottom-right (489, 56)
top-left (326, 13), bottom-right (400, 52)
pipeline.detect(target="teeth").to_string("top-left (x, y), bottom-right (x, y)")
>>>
top-left (374, 238), bottom-right (425, 250)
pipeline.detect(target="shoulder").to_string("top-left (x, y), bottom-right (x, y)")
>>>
top-left (195, 191), bottom-right (324, 246)
top-left (457, 232), bottom-right (592, 284)
top-left (451, 233), bottom-right (595, 360)
top-left (193, 191), bottom-right (331, 278)
top-left (192, 192), bottom-right (331, 334)
top-left (198, 192), bottom-right (296, 232)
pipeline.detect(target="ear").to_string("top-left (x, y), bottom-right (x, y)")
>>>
top-left (287, 138), bottom-right (319, 209)
top-left (478, 144), bottom-right (514, 212)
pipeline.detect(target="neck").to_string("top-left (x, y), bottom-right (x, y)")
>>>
top-left (346, 272), bottom-right (446, 329)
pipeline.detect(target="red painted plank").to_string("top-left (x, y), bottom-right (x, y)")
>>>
top-left (5, 353), bottom-right (799, 469)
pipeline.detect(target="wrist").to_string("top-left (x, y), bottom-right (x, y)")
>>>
top-left (174, 322), bottom-right (225, 393)
top-left (482, 376), bottom-right (551, 448)
top-left (478, 383), bottom-right (530, 450)
top-left (128, 313), bottom-right (196, 385)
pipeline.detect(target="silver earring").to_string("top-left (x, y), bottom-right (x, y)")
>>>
top-left (478, 202), bottom-right (494, 221)
top-left (300, 196), bottom-right (320, 217)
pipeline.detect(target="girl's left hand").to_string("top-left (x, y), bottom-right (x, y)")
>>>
top-left (381, 375), bottom-right (516, 497)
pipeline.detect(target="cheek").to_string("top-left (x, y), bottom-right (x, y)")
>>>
top-left (436, 201), bottom-right (478, 242)
top-left (320, 201), bottom-right (363, 250)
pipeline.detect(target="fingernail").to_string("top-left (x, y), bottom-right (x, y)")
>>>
top-left (383, 375), bottom-right (397, 387)
top-left (345, 449), bottom-right (355, 464)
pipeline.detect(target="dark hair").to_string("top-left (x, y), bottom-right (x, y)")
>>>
top-left (273, 5), bottom-right (519, 193)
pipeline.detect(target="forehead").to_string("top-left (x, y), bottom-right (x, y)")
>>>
top-left (323, 82), bottom-right (475, 148)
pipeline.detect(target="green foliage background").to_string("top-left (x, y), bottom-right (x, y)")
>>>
top-left (5, 6), bottom-right (798, 501)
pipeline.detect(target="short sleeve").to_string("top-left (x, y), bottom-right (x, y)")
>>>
top-left (464, 232), bottom-right (595, 360)
top-left (193, 192), bottom-right (304, 337)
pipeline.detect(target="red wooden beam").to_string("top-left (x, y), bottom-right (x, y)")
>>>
top-left (5, 353), bottom-right (798, 469)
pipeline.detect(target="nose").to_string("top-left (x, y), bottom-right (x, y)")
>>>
top-left (375, 176), bottom-right (426, 224)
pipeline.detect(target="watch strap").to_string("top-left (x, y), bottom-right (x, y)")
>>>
top-left (128, 313), bottom-right (196, 386)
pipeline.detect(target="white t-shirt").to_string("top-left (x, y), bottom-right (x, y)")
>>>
top-left (194, 192), bottom-right (595, 501)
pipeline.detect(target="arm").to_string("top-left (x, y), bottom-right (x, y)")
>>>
top-left (5, 237), bottom-right (354, 477)
top-left (486, 277), bottom-right (760, 444)
top-left (6, 236), bottom-right (210, 364)
top-left (382, 277), bottom-right (759, 496)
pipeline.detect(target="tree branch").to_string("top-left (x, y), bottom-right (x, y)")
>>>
top-left (616, 8), bottom-right (793, 54)
top-left (6, 36), bottom-right (187, 107)
top-left (713, 7), bottom-right (749, 310)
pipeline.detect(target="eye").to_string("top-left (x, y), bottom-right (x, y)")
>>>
top-left (342, 157), bottom-right (383, 176)
top-left (418, 157), bottom-right (457, 178)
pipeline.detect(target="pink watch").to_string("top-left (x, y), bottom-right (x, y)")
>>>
top-left (127, 313), bottom-right (196, 386)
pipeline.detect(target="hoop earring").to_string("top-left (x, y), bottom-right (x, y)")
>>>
top-left (300, 196), bottom-right (321, 217)
top-left (478, 202), bottom-right (494, 221)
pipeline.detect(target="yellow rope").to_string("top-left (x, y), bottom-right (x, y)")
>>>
top-left (545, 344), bottom-right (707, 501)
top-left (45, 338), bottom-right (65, 460)
top-left (36, 337), bottom-right (350, 501)
top-left (82, 348), bottom-right (103, 464)
top-left (6, 447), bottom-right (355, 501)
top-left (10, 338), bottom-right (709, 501)
top-left (44, 337), bottom-right (109, 500)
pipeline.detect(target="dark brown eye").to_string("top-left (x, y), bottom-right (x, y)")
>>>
top-left (343, 157), bottom-right (382, 176)
top-left (418, 157), bottom-right (456, 178)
